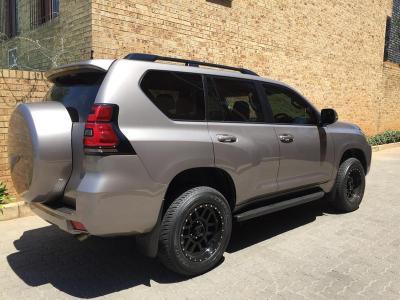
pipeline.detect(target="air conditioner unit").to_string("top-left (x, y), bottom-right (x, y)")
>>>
top-left (8, 48), bottom-right (18, 68)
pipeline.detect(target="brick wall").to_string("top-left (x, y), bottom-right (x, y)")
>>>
top-left (91, 0), bottom-right (399, 135)
top-left (0, 0), bottom-right (92, 70)
top-left (0, 69), bottom-right (50, 193)
top-left (380, 62), bottom-right (400, 131)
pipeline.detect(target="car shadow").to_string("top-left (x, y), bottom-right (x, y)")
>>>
top-left (7, 199), bottom-right (335, 298)
top-left (227, 199), bottom-right (336, 253)
top-left (7, 228), bottom-right (185, 298)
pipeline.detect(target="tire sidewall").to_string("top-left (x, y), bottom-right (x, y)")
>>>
top-left (336, 159), bottom-right (366, 211)
top-left (168, 188), bottom-right (232, 275)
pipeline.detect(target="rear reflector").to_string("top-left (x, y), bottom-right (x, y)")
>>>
top-left (70, 221), bottom-right (87, 231)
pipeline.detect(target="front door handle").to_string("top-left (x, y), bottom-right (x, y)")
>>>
top-left (216, 134), bottom-right (237, 143)
top-left (279, 134), bottom-right (294, 143)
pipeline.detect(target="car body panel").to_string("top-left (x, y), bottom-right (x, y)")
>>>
top-left (9, 58), bottom-right (372, 237)
top-left (95, 60), bottom-right (215, 185)
top-left (207, 122), bottom-right (280, 205)
top-left (273, 125), bottom-right (335, 191)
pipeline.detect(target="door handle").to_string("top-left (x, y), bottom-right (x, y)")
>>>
top-left (279, 134), bottom-right (294, 143)
top-left (216, 134), bottom-right (237, 143)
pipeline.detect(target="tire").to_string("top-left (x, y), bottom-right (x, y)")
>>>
top-left (158, 186), bottom-right (232, 276)
top-left (328, 158), bottom-right (366, 212)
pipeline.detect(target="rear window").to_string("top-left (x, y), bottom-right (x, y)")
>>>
top-left (140, 70), bottom-right (205, 121)
top-left (45, 72), bottom-right (105, 122)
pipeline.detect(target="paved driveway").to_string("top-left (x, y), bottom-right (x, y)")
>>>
top-left (1, 148), bottom-right (400, 299)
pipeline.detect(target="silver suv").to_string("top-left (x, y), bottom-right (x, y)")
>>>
top-left (8, 54), bottom-right (371, 276)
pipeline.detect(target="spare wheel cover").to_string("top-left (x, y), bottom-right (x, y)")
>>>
top-left (8, 102), bottom-right (73, 203)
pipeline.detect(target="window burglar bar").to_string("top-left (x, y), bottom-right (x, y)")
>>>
top-left (30, 0), bottom-right (60, 29)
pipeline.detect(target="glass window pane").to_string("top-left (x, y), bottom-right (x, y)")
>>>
top-left (263, 84), bottom-right (316, 125)
top-left (208, 77), bottom-right (264, 123)
top-left (141, 71), bottom-right (205, 121)
top-left (45, 73), bottom-right (105, 122)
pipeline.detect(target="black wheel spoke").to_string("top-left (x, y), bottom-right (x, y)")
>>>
top-left (180, 203), bottom-right (224, 262)
top-left (200, 207), bottom-right (208, 218)
top-left (188, 241), bottom-right (196, 252)
top-left (345, 168), bottom-right (363, 202)
top-left (206, 211), bottom-right (215, 222)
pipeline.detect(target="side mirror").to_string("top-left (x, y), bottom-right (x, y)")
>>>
top-left (320, 108), bottom-right (338, 125)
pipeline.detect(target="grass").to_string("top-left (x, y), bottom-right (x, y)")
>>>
top-left (367, 130), bottom-right (400, 146)
top-left (0, 182), bottom-right (13, 215)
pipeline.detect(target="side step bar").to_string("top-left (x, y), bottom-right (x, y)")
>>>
top-left (234, 191), bottom-right (325, 222)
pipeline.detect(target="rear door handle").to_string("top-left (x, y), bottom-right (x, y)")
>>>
top-left (216, 134), bottom-right (237, 143)
top-left (279, 134), bottom-right (294, 143)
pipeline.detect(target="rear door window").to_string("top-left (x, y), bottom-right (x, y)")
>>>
top-left (140, 70), bottom-right (205, 121)
top-left (45, 72), bottom-right (105, 122)
top-left (206, 77), bottom-right (265, 123)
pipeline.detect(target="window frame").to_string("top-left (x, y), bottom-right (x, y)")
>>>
top-left (204, 75), bottom-right (270, 124)
top-left (30, 0), bottom-right (60, 29)
top-left (260, 82), bottom-right (321, 126)
top-left (139, 69), bottom-right (207, 122)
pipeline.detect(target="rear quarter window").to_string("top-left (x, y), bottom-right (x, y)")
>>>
top-left (140, 70), bottom-right (205, 121)
top-left (45, 72), bottom-right (105, 122)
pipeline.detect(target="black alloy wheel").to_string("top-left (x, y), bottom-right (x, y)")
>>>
top-left (158, 186), bottom-right (232, 276)
top-left (328, 157), bottom-right (366, 212)
top-left (180, 203), bottom-right (224, 263)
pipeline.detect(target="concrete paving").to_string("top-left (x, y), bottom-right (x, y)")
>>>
top-left (0, 147), bottom-right (399, 299)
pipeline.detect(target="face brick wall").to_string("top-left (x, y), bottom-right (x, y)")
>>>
top-left (0, 0), bottom-right (400, 197)
top-left (380, 62), bottom-right (400, 131)
top-left (0, 0), bottom-right (92, 70)
top-left (0, 69), bottom-right (50, 194)
top-left (91, 0), bottom-right (400, 135)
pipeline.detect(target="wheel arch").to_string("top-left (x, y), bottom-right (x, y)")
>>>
top-left (163, 167), bottom-right (236, 214)
top-left (340, 148), bottom-right (367, 173)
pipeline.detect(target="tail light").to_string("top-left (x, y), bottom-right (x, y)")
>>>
top-left (84, 104), bottom-right (135, 155)
top-left (70, 220), bottom-right (87, 231)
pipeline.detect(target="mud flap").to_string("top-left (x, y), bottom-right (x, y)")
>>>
top-left (136, 202), bottom-right (164, 258)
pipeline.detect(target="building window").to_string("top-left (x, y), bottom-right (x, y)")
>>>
top-left (5, 0), bottom-right (18, 38)
top-left (384, 16), bottom-right (392, 61)
top-left (385, 0), bottom-right (400, 63)
top-left (8, 48), bottom-right (17, 68)
top-left (30, 0), bottom-right (60, 29)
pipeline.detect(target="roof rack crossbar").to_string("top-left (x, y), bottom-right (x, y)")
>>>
top-left (124, 53), bottom-right (259, 76)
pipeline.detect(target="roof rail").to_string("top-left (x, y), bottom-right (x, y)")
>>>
top-left (124, 53), bottom-right (259, 76)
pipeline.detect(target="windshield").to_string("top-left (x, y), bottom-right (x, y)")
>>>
top-left (45, 72), bottom-right (105, 122)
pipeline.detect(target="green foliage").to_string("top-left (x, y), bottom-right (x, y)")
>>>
top-left (367, 130), bottom-right (400, 146)
top-left (0, 182), bottom-right (13, 215)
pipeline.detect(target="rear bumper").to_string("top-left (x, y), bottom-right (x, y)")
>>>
top-left (30, 203), bottom-right (83, 234)
top-left (30, 190), bottom-right (165, 237)
top-left (31, 155), bottom-right (167, 236)
top-left (29, 155), bottom-right (166, 236)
